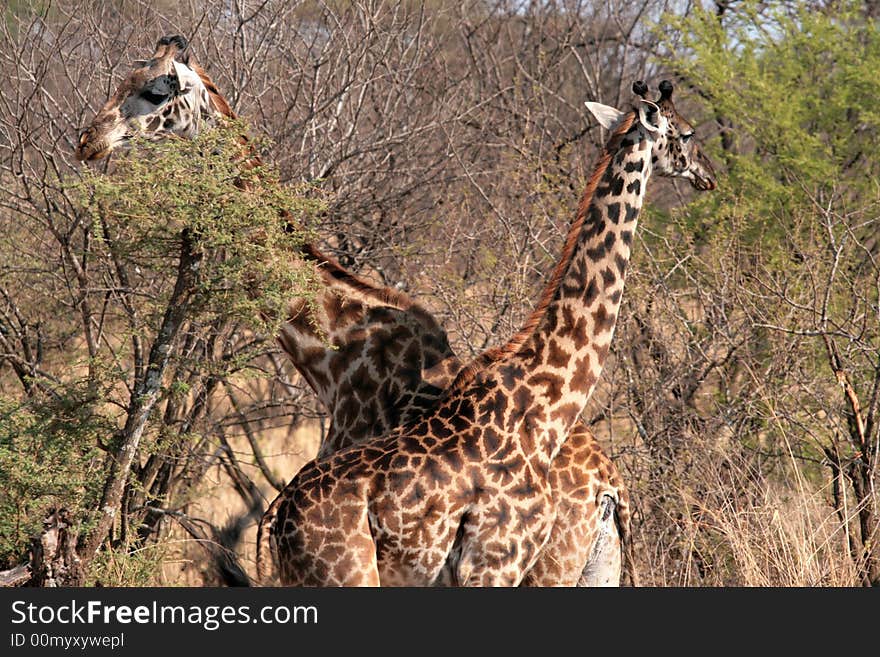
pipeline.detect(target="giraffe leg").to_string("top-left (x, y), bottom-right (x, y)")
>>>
top-left (274, 489), bottom-right (381, 587)
top-left (578, 494), bottom-right (622, 587)
top-left (430, 547), bottom-right (460, 587)
top-left (454, 498), bottom-right (555, 587)
top-left (277, 523), bottom-right (380, 587)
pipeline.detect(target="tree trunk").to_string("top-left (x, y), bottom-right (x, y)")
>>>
top-left (72, 232), bottom-right (201, 584)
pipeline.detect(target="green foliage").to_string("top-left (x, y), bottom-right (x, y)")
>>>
top-left (0, 391), bottom-right (106, 565)
top-left (72, 122), bottom-right (324, 339)
top-left (660, 1), bottom-right (880, 237)
top-left (648, 2), bottom-right (880, 482)
top-left (650, 0), bottom-right (880, 342)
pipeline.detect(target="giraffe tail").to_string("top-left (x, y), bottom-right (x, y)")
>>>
top-left (255, 491), bottom-right (284, 586)
top-left (615, 488), bottom-right (639, 587)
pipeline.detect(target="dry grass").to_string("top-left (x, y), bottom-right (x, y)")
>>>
top-left (630, 442), bottom-right (860, 587)
top-left (151, 420), bottom-right (321, 586)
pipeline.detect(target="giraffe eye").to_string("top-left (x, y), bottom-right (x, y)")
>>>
top-left (139, 75), bottom-right (178, 106)
top-left (140, 89), bottom-right (169, 105)
top-left (681, 132), bottom-right (694, 143)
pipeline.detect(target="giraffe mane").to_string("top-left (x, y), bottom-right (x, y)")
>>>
top-left (299, 243), bottom-right (426, 310)
top-left (449, 110), bottom-right (637, 392)
top-left (190, 61), bottom-right (237, 119)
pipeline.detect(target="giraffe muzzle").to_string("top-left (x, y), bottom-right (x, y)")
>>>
top-left (76, 129), bottom-right (105, 161)
top-left (691, 149), bottom-right (717, 191)
top-left (76, 119), bottom-right (132, 161)
top-left (76, 139), bottom-right (110, 161)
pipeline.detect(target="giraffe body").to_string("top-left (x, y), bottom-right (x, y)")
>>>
top-left (279, 249), bottom-right (461, 456)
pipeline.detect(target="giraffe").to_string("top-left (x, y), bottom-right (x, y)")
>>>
top-left (266, 80), bottom-right (717, 586)
top-left (76, 35), bottom-right (639, 586)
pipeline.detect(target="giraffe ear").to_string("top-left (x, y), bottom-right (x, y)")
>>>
top-left (585, 102), bottom-right (626, 131)
top-left (637, 100), bottom-right (667, 134)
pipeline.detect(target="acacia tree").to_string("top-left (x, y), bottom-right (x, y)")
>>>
top-left (0, 119), bottom-right (320, 584)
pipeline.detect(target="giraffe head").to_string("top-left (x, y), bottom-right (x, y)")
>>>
top-left (76, 35), bottom-right (226, 161)
top-left (586, 80), bottom-right (717, 191)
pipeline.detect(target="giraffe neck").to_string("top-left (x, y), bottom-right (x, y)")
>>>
top-left (183, 67), bottom-right (462, 450)
top-left (480, 115), bottom-right (653, 465)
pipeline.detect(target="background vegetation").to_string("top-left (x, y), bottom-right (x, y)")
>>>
top-left (0, 0), bottom-right (877, 586)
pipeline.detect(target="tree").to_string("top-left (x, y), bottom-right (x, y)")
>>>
top-left (0, 122), bottom-right (320, 584)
